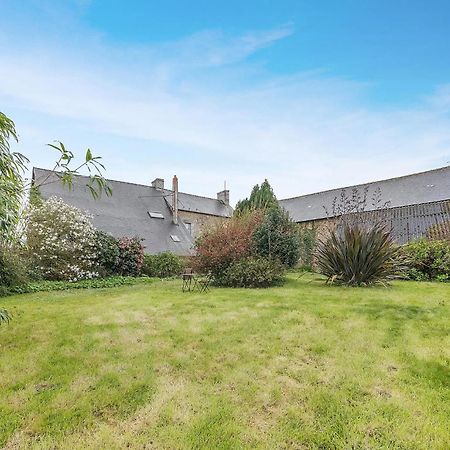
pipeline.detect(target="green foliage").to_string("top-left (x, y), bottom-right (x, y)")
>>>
top-left (234, 179), bottom-right (278, 216)
top-left (94, 230), bottom-right (120, 276)
top-left (252, 207), bottom-right (300, 267)
top-left (316, 223), bottom-right (403, 286)
top-left (0, 308), bottom-right (11, 323)
top-left (2, 276), bottom-right (155, 297)
top-left (297, 226), bottom-right (317, 269)
top-left (45, 141), bottom-right (112, 199)
top-left (142, 252), bottom-right (185, 278)
top-left (0, 112), bottom-right (28, 242)
top-left (402, 238), bottom-right (450, 281)
top-left (0, 245), bottom-right (29, 289)
top-left (217, 256), bottom-right (285, 288)
top-left (117, 237), bottom-right (145, 276)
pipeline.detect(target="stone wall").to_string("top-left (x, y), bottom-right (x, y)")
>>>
top-left (178, 210), bottom-right (229, 241)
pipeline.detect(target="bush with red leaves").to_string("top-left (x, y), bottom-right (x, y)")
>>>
top-left (193, 211), bottom-right (264, 276)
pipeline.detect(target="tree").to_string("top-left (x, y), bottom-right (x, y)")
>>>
top-left (0, 112), bottom-right (112, 243)
top-left (253, 206), bottom-right (301, 267)
top-left (234, 179), bottom-right (278, 216)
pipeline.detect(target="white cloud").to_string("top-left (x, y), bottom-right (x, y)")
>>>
top-left (0, 14), bottom-right (449, 203)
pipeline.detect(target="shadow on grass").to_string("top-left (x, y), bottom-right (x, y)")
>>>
top-left (404, 354), bottom-right (450, 388)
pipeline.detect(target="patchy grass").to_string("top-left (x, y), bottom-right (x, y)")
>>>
top-left (0, 274), bottom-right (449, 449)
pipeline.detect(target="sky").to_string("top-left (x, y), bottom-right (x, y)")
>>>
top-left (1, 0), bottom-right (450, 204)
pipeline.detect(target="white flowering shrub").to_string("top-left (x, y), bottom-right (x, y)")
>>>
top-left (27, 197), bottom-right (99, 281)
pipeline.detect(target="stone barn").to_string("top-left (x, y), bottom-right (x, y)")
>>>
top-left (279, 166), bottom-right (450, 244)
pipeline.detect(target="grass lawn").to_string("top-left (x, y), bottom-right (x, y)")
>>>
top-left (0, 274), bottom-right (449, 449)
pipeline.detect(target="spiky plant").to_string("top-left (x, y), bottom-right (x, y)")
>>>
top-left (316, 223), bottom-right (402, 286)
top-left (0, 308), bottom-right (11, 324)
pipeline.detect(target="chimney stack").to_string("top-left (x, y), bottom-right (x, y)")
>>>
top-left (172, 175), bottom-right (179, 225)
top-left (151, 178), bottom-right (164, 190)
top-left (217, 189), bottom-right (230, 206)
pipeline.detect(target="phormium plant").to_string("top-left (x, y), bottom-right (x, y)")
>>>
top-left (316, 222), bottom-right (403, 286)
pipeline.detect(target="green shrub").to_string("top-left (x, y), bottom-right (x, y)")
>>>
top-left (297, 226), bottom-right (317, 269)
top-left (117, 237), bottom-right (144, 276)
top-left (94, 230), bottom-right (120, 276)
top-left (402, 238), bottom-right (450, 281)
top-left (3, 276), bottom-right (155, 296)
top-left (316, 223), bottom-right (403, 286)
top-left (218, 256), bottom-right (285, 288)
top-left (142, 252), bottom-right (185, 278)
top-left (252, 207), bottom-right (301, 268)
top-left (0, 245), bottom-right (29, 288)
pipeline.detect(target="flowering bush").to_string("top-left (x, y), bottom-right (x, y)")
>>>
top-left (117, 237), bottom-right (144, 276)
top-left (27, 197), bottom-right (99, 281)
top-left (194, 211), bottom-right (264, 276)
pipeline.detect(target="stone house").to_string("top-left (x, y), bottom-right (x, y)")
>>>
top-left (33, 168), bottom-right (232, 255)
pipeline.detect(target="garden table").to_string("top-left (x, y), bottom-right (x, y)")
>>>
top-left (181, 269), bottom-right (195, 292)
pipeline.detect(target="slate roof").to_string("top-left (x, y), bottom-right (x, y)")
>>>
top-left (279, 166), bottom-right (450, 222)
top-left (161, 189), bottom-right (233, 217)
top-left (32, 168), bottom-right (231, 255)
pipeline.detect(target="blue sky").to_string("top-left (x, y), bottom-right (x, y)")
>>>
top-left (1, 0), bottom-right (449, 202)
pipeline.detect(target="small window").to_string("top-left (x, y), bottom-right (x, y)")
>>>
top-left (171, 235), bottom-right (181, 242)
top-left (185, 221), bottom-right (192, 236)
top-left (148, 211), bottom-right (164, 219)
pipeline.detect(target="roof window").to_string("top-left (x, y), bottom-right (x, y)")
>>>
top-left (171, 235), bottom-right (181, 242)
top-left (148, 211), bottom-right (164, 219)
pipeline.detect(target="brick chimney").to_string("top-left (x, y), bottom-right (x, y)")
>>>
top-left (172, 175), bottom-right (179, 225)
top-left (217, 189), bottom-right (230, 206)
top-left (151, 178), bottom-right (164, 190)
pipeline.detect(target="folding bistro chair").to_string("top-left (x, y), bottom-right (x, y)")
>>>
top-left (195, 272), bottom-right (213, 293)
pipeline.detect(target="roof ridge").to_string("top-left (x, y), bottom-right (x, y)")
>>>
top-left (279, 165), bottom-right (450, 202)
top-left (33, 167), bottom-right (224, 203)
top-left (164, 188), bottom-right (225, 204)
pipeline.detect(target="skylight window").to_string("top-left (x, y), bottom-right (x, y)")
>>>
top-left (171, 235), bottom-right (181, 242)
top-left (148, 211), bottom-right (164, 219)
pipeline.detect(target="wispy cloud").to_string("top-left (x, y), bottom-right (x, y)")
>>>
top-left (0, 7), bottom-right (449, 202)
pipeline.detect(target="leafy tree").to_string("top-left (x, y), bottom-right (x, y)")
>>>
top-left (0, 112), bottom-right (111, 243)
top-left (234, 179), bottom-right (278, 216)
top-left (253, 207), bottom-right (301, 267)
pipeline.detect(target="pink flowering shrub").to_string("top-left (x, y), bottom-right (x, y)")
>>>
top-left (26, 197), bottom-right (99, 281)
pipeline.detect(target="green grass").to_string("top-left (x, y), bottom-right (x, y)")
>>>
top-left (0, 274), bottom-right (449, 449)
